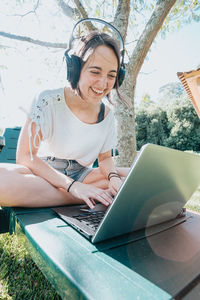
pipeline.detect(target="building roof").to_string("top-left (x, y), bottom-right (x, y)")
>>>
top-left (177, 68), bottom-right (200, 118)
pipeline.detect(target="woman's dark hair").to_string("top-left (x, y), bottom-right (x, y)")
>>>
top-left (73, 31), bottom-right (123, 103)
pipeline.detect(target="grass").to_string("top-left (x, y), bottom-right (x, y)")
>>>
top-left (185, 185), bottom-right (200, 213)
top-left (0, 187), bottom-right (199, 299)
top-left (0, 232), bottom-right (61, 299)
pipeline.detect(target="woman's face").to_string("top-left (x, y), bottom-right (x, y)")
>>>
top-left (78, 45), bottom-right (118, 103)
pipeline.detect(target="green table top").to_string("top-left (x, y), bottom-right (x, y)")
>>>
top-left (12, 207), bottom-right (200, 300)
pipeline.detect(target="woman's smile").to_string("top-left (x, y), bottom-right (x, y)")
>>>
top-left (90, 87), bottom-right (104, 96)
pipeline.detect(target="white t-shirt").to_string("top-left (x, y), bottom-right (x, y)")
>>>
top-left (28, 87), bottom-right (117, 166)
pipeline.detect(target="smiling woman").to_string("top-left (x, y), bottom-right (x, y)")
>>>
top-left (0, 22), bottom-right (129, 210)
top-left (78, 45), bottom-right (118, 102)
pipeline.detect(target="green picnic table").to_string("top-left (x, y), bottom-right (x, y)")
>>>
top-left (1, 127), bottom-right (200, 299)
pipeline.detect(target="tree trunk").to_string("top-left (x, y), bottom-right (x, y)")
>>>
top-left (115, 0), bottom-right (177, 167)
top-left (114, 68), bottom-right (137, 167)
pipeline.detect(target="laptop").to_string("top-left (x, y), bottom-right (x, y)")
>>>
top-left (53, 144), bottom-right (200, 243)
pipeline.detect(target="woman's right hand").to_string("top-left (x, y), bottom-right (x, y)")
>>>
top-left (68, 181), bottom-right (113, 209)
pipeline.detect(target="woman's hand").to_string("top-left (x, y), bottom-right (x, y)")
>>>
top-left (68, 181), bottom-right (113, 209)
top-left (108, 177), bottom-right (123, 196)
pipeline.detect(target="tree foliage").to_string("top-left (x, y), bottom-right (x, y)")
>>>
top-left (135, 103), bottom-right (170, 149)
top-left (136, 84), bottom-right (200, 152)
top-left (166, 97), bottom-right (200, 151)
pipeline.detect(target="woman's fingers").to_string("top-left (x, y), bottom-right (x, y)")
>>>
top-left (70, 182), bottom-right (113, 208)
top-left (109, 187), bottom-right (117, 196)
top-left (90, 198), bottom-right (96, 206)
top-left (86, 186), bottom-right (112, 204)
top-left (94, 194), bottom-right (110, 206)
top-left (108, 178), bottom-right (123, 196)
top-left (98, 190), bottom-right (113, 203)
top-left (84, 198), bottom-right (95, 209)
top-left (87, 190), bottom-right (111, 207)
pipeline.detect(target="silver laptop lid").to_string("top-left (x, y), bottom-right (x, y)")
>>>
top-left (92, 144), bottom-right (200, 243)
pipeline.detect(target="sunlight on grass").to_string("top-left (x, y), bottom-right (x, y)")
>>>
top-left (185, 185), bottom-right (200, 213)
top-left (0, 233), bottom-right (61, 300)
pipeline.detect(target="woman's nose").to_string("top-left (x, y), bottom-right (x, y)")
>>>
top-left (97, 75), bottom-right (108, 89)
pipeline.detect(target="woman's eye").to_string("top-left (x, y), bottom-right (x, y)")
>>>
top-left (90, 71), bottom-right (116, 79)
top-left (109, 74), bottom-right (116, 79)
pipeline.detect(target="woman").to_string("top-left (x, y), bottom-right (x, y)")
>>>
top-left (0, 31), bottom-right (129, 209)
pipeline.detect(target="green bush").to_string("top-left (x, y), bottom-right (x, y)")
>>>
top-left (165, 98), bottom-right (200, 151)
top-left (135, 103), bottom-right (169, 149)
top-left (135, 97), bottom-right (200, 151)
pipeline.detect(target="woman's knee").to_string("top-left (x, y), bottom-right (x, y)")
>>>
top-left (0, 164), bottom-right (32, 199)
top-left (0, 170), bottom-right (11, 202)
top-left (0, 163), bottom-right (32, 175)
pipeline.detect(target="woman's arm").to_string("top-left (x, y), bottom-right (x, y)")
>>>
top-left (16, 118), bottom-right (113, 208)
top-left (98, 150), bottom-right (123, 196)
top-left (16, 118), bottom-right (73, 190)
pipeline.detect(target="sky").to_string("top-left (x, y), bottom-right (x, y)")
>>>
top-left (0, 4), bottom-right (200, 130)
top-left (136, 20), bottom-right (200, 102)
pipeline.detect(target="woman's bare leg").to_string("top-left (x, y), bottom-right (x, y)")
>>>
top-left (0, 163), bottom-right (82, 207)
top-left (0, 163), bottom-right (130, 207)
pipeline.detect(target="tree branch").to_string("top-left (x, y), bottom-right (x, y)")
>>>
top-left (113, 0), bottom-right (130, 41)
top-left (55, 0), bottom-right (80, 19)
top-left (74, 0), bottom-right (89, 19)
top-left (0, 31), bottom-right (67, 48)
top-left (10, 0), bottom-right (40, 18)
top-left (74, 0), bottom-right (96, 31)
top-left (56, 0), bottom-right (96, 32)
top-left (128, 0), bottom-right (177, 85)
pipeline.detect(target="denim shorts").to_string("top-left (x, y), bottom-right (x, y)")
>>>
top-left (42, 157), bottom-right (93, 182)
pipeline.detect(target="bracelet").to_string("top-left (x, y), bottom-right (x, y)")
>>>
top-left (108, 172), bottom-right (121, 181)
top-left (67, 180), bottom-right (76, 192)
top-left (109, 174), bottom-right (121, 180)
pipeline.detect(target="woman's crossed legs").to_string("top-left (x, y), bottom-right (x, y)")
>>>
top-left (0, 163), bottom-right (129, 208)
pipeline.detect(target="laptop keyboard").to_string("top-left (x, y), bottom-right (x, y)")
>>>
top-left (73, 211), bottom-right (105, 230)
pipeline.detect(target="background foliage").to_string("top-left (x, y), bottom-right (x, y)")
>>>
top-left (135, 82), bottom-right (200, 151)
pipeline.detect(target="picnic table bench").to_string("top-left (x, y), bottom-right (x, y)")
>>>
top-left (1, 127), bottom-right (200, 299)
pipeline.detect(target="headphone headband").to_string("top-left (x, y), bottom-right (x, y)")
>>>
top-left (69, 18), bottom-right (125, 53)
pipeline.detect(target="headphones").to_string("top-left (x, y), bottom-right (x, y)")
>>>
top-left (64, 18), bottom-right (125, 89)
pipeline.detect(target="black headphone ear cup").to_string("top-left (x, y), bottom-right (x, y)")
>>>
top-left (116, 66), bottom-right (125, 87)
top-left (65, 51), bottom-right (82, 89)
